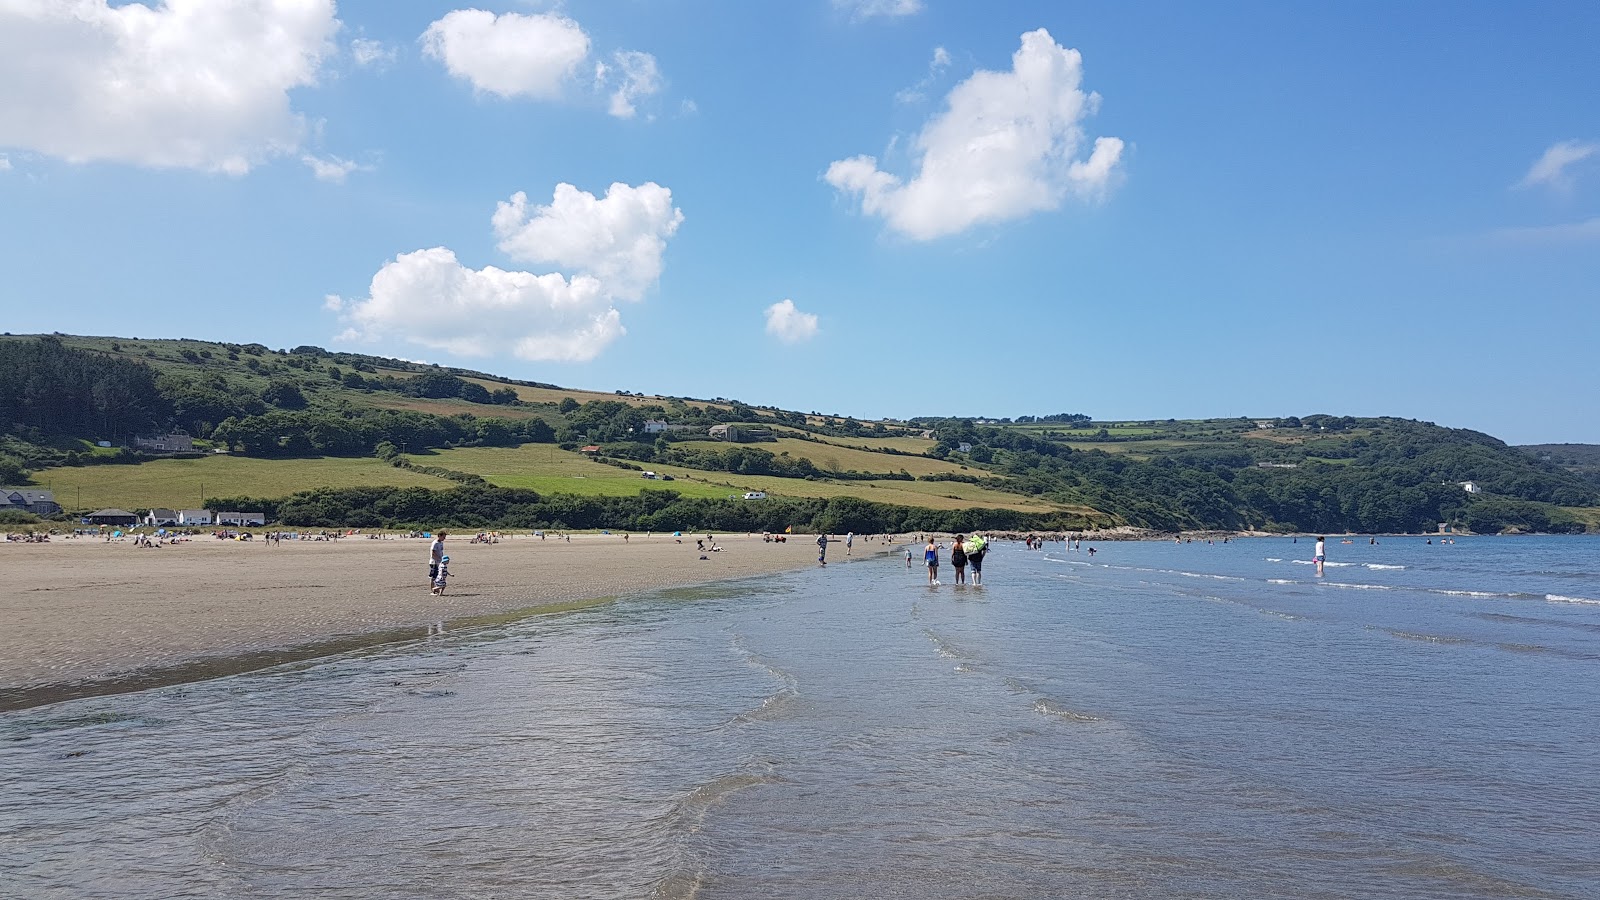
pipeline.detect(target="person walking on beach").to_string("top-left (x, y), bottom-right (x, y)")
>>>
top-left (924, 537), bottom-right (940, 585)
top-left (905, 547), bottom-right (913, 568)
top-left (846, 532), bottom-right (854, 555)
top-left (428, 531), bottom-right (446, 590)
top-left (951, 534), bottom-right (968, 584)
top-left (967, 534), bottom-right (986, 585)
top-left (817, 532), bottom-right (830, 566)
top-left (1314, 536), bottom-right (1326, 577)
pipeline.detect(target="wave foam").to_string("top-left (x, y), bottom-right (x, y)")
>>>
top-left (1365, 564), bottom-right (1406, 570)
top-left (1547, 594), bottom-right (1600, 606)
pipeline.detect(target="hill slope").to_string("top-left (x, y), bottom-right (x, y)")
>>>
top-left (1, 334), bottom-right (1594, 534)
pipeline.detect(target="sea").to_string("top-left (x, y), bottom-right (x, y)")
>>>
top-left (3, 535), bottom-right (1599, 899)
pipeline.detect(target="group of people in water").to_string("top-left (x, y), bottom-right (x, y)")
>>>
top-left (910, 534), bottom-right (989, 586)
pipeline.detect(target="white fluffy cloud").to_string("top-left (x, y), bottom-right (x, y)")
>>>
top-left (0, 0), bottom-right (339, 174)
top-left (337, 181), bottom-right (682, 362)
top-left (827, 28), bottom-right (1124, 240)
top-left (350, 37), bottom-right (396, 68)
top-left (336, 248), bottom-right (623, 363)
top-left (1518, 140), bottom-right (1597, 191)
top-left (422, 10), bottom-right (589, 99)
top-left (601, 50), bottom-right (663, 119)
top-left (765, 300), bottom-right (820, 343)
top-left (835, 0), bottom-right (924, 20)
top-left (492, 182), bottom-right (684, 301)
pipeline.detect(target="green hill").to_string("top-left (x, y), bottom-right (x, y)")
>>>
top-left (1, 334), bottom-right (1594, 534)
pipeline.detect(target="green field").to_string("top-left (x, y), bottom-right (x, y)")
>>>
top-left (671, 437), bottom-right (976, 478)
top-left (37, 455), bottom-right (455, 511)
top-left (427, 445), bottom-right (1061, 512)
top-left (800, 433), bottom-right (939, 455)
top-left (423, 446), bottom-right (733, 499)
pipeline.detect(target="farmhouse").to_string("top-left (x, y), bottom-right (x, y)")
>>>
top-left (642, 420), bottom-right (701, 434)
top-left (132, 433), bottom-right (195, 453)
top-left (708, 424), bottom-right (775, 443)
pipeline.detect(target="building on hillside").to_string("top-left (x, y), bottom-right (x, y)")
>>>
top-left (1458, 481), bottom-right (1482, 494)
top-left (956, 442), bottom-right (973, 453)
top-left (215, 511), bottom-right (266, 526)
top-left (643, 420), bottom-right (701, 435)
top-left (5, 490), bottom-right (60, 516)
top-left (144, 508), bottom-right (179, 527)
top-left (708, 424), bottom-right (775, 443)
top-left (580, 445), bottom-right (601, 454)
top-left (920, 430), bottom-right (936, 439)
top-left (86, 508), bottom-right (139, 527)
top-left (178, 509), bottom-right (214, 525)
top-left (132, 433), bottom-right (195, 453)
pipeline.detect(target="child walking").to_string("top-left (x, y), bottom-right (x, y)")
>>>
top-left (431, 555), bottom-right (451, 595)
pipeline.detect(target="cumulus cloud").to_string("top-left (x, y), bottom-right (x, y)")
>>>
top-left (350, 37), bottom-right (396, 68)
top-left (600, 50), bottom-right (663, 119)
top-left (421, 9), bottom-right (664, 117)
top-left (826, 28), bottom-right (1124, 240)
top-left (835, 0), bottom-right (924, 20)
top-left (0, 0), bottom-right (339, 174)
top-left (422, 9), bottom-right (590, 99)
top-left (336, 248), bottom-right (623, 363)
top-left (765, 300), bottom-right (820, 343)
top-left (336, 181), bottom-right (683, 363)
top-left (302, 154), bottom-right (369, 183)
top-left (1518, 140), bottom-right (1598, 191)
top-left (492, 182), bottom-right (684, 301)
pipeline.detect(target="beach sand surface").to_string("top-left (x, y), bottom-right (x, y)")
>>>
top-left (1, 532), bottom-right (873, 707)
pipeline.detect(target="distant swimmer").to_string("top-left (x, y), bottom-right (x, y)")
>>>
top-left (1314, 536), bottom-right (1326, 576)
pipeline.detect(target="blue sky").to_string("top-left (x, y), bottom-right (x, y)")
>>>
top-left (1, 1), bottom-right (1596, 443)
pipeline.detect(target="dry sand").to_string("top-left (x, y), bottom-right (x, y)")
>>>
top-left (1, 532), bottom-right (883, 709)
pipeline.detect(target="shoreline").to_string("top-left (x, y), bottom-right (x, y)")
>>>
top-left (1, 533), bottom-right (897, 712)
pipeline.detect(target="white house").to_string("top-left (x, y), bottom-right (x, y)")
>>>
top-left (144, 508), bottom-right (179, 526)
top-left (215, 511), bottom-right (266, 526)
top-left (178, 509), bottom-right (213, 525)
top-left (132, 433), bottom-right (195, 453)
top-left (743, 491), bottom-right (767, 500)
top-left (1459, 481), bottom-right (1482, 495)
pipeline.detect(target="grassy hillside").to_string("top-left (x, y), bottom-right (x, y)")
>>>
top-left (1, 334), bottom-right (1595, 533)
top-left (37, 455), bottom-right (453, 512)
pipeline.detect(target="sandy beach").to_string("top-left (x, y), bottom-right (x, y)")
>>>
top-left (1, 532), bottom-right (885, 709)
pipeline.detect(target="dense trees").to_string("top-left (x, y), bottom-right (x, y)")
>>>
top-left (0, 337), bottom-right (165, 439)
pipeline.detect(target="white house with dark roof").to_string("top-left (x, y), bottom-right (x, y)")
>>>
top-left (215, 511), bottom-right (266, 526)
top-left (144, 508), bottom-right (179, 527)
top-left (178, 509), bottom-right (213, 525)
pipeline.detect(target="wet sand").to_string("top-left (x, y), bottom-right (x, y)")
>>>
top-left (1, 533), bottom-right (880, 709)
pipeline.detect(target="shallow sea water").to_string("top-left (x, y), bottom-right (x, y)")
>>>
top-left (3, 536), bottom-right (1599, 898)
